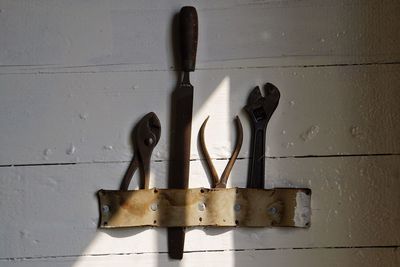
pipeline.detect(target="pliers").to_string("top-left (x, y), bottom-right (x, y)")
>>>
top-left (120, 112), bottom-right (161, 190)
top-left (198, 116), bottom-right (243, 188)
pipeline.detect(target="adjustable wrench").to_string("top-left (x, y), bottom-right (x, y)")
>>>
top-left (244, 83), bottom-right (280, 188)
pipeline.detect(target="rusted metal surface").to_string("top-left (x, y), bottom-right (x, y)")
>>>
top-left (245, 83), bottom-right (281, 189)
top-left (198, 116), bottom-right (243, 188)
top-left (168, 6), bottom-right (199, 259)
top-left (98, 187), bottom-right (311, 228)
top-left (120, 112), bottom-right (161, 190)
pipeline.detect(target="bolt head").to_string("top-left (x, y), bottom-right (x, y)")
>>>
top-left (234, 203), bottom-right (241, 212)
top-left (102, 205), bottom-right (110, 213)
top-left (267, 206), bottom-right (278, 215)
top-left (198, 202), bottom-right (206, 211)
top-left (150, 203), bottom-right (158, 211)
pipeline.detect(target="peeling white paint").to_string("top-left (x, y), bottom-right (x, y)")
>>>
top-left (78, 113), bottom-right (88, 120)
top-left (300, 125), bottom-right (320, 141)
top-left (294, 191), bottom-right (311, 227)
top-left (66, 144), bottom-right (76, 155)
top-left (43, 148), bottom-right (52, 157)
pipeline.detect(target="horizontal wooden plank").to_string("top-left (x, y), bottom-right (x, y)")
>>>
top-left (0, 0), bottom-right (399, 68)
top-left (0, 64), bottom-right (399, 165)
top-left (0, 155), bottom-right (399, 258)
top-left (1, 247), bottom-right (399, 267)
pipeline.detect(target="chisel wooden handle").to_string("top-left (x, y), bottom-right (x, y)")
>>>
top-left (179, 6), bottom-right (198, 72)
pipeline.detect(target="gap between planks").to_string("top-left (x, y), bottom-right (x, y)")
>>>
top-left (0, 61), bottom-right (399, 76)
top-left (1, 245), bottom-right (398, 262)
top-left (0, 153), bottom-right (399, 169)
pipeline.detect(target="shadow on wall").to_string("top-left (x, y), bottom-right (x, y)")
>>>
top-left (69, 2), bottom-right (393, 266)
top-left (70, 6), bottom-right (293, 267)
top-left (72, 9), bottom-right (236, 267)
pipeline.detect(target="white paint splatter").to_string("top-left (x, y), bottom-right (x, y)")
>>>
top-left (66, 143), bottom-right (76, 155)
top-left (350, 126), bottom-right (365, 139)
top-left (301, 125), bottom-right (320, 141)
top-left (43, 148), bottom-right (53, 159)
top-left (281, 130), bottom-right (286, 135)
top-left (103, 145), bottom-right (113, 150)
top-left (285, 142), bottom-right (294, 148)
top-left (19, 230), bottom-right (30, 238)
top-left (79, 113), bottom-right (88, 120)
top-left (289, 100), bottom-right (295, 106)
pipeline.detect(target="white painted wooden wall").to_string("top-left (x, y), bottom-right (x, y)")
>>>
top-left (1, 0), bottom-right (399, 266)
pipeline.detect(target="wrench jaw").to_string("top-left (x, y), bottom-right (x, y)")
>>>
top-left (263, 83), bottom-right (280, 121)
top-left (245, 83), bottom-right (280, 126)
top-left (246, 86), bottom-right (263, 107)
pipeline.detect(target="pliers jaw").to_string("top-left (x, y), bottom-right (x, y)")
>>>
top-left (135, 112), bottom-right (161, 189)
top-left (120, 112), bottom-right (161, 190)
top-left (135, 112), bottom-right (161, 161)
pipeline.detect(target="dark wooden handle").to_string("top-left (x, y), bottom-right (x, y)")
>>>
top-left (179, 6), bottom-right (198, 72)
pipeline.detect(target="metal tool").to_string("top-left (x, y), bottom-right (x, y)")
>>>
top-left (120, 112), bottom-right (161, 190)
top-left (244, 83), bottom-right (280, 189)
top-left (198, 116), bottom-right (243, 188)
top-left (168, 6), bottom-right (198, 260)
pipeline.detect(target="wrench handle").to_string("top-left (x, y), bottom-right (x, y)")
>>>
top-left (247, 126), bottom-right (266, 188)
top-left (179, 6), bottom-right (198, 72)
